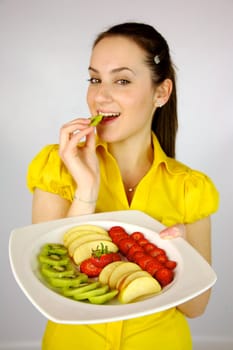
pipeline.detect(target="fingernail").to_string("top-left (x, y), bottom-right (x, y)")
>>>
top-left (160, 224), bottom-right (185, 239)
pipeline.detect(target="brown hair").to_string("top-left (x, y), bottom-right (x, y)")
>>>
top-left (93, 22), bottom-right (178, 158)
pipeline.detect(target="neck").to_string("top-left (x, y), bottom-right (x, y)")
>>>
top-left (107, 132), bottom-right (154, 190)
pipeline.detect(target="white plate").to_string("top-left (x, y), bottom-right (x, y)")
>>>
top-left (9, 210), bottom-right (217, 324)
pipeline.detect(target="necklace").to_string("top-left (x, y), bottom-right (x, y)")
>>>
top-left (127, 182), bottom-right (139, 192)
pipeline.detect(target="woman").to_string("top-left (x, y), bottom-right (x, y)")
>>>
top-left (27, 22), bottom-right (219, 349)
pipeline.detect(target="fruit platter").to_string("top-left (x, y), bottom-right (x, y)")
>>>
top-left (9, 210), bottom-right (217, 324)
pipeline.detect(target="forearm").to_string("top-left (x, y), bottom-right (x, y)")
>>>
top-left (177, 289), bottom-right (211, 318)
top-left (176, 217), bottom-right (212, 318)
top-left (66, 191), bottom-right (97, 217)
top-left (32, 188), bottom-right (97, 223)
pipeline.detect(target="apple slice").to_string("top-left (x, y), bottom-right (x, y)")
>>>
top-left (68, 234), bottom-right (111, 257)
top-left (64, 229), bottom-right (109, 247)
top-left (108, 262), bottom-right (141, 290)
top-left (99, 261), bottom-right (124, 285)
top-left (118, 275), bottom-right (161, 304)
top-left (63, 224), bottom-right (108, 243)
top-left (118, 270), bottom-right (151, 291)
top-left (73, 240), bottom-right (118, 265)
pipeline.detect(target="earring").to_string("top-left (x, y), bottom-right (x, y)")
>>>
top-left (157, 101), bottom-right (163, 108)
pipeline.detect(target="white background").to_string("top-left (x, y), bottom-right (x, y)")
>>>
top-left (1, 0), bottom-right (233, 349)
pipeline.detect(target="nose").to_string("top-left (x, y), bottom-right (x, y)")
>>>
top-left (93, 83), bottom-right (113, 103)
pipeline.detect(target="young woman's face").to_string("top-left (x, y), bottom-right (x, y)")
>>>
top-left (87, 36), bottom-right (157, 143)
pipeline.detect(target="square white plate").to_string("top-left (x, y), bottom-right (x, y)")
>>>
top-left (9, 210), bottom-right (217, 324)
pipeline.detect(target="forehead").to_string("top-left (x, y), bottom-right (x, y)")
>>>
top-left (89, 36), bottom-right (147, 69)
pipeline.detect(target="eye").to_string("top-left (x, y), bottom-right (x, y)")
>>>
top-left (116, 79), bottom-right (130, 85)
top-left (87, 77), bottom-right (101, 84)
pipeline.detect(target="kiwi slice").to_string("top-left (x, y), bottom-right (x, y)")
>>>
top-left (73, 284), bottom-right (109, 300)
top-left (40, 263), bottom-right (76, 279)
top-left (90, 114), bottom-right (103, 126)
top-left (38, 254), bottom-right (70, 266)
top-left (88, 289), bottom-right (119, 304)
top-left (48, 273), bottom-right (89, 288)
top-left (62, 281), bottom-right (101, 297)
top-left (40, 243), bottom-right (68, 256)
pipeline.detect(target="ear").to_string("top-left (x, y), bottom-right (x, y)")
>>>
top-left (153, 79), bottom-right (173, 108)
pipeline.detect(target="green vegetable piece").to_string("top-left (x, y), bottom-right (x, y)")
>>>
top-left (90, 114), bottom-right (103, 126)
top-left (48, 274), bottom-right (88, 288)
top-left (88, 289), bottom-right (119, 304)
top-left (73, 284), bottom-right (109, 300)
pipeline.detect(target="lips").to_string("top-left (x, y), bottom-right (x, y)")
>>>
top-left (98, 111), bottom-right (120, 120)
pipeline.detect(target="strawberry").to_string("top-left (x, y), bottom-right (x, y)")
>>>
top-left (108, 226), bottom-right (127, 237)
top-left (90, 243), bottom-right (121, 268)
top-left (154, 268), bottom-right (174, 287)
top-left (111, 232), bottom-right (128, 245)
top-left (118, 238), bottom-right (136, 255)
top-left (111, 252), bottom-right (122, 262)
top-left (131, 231), bottom-right (145, 241)
top-left (130, 251), bottom-right (147, 263)
top-left (90, 254), bottom-right (113, 268)
top-left (127, 243), bottom-right (143, 260)
top-left (80, 258), bottom-right (102, 277)
top-left (165, 260), bottom-right (177, 270)
top-left (108, 227), bottom-right (128, 245)
top-left (137, 255), bottom-right (155, 270)
top-left (155, 254), bottom-right (168, 264)
top-left (145, 260), bottom-right (163, 276)
top-left (149, 247), bottom-right (166, 258)
top-left (144, 243), bottom-right (156, 253)
top-left (137, 238), bottom-right (149, 247)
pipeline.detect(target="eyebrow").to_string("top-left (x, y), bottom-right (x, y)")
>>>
top-left (88, 66), bottom-right (136, 75)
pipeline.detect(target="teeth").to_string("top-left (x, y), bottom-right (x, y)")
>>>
top-left (98, 112), bottom-right (120, 117)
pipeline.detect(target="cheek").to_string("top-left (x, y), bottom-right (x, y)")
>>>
top-left (86, 88), bottom-right (92, 107)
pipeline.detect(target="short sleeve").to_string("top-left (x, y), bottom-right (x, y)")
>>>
top-left (184, 170), bottom-right (219, 223)
top-left (27, 144), bottom-right (76, 202)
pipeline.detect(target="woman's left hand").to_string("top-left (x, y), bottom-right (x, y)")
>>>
top-left (159, 224), bottom-right (186, 239)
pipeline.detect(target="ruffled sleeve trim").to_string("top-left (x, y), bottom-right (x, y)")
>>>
top-left (27, 144), bottom-right (76, 202)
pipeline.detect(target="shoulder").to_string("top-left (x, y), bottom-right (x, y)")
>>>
top-left (162, 157), bottom-right (219, 222)
top-left (167, 156), bottom-right (219, 197)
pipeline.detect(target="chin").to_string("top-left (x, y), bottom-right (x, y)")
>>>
top-left (96, 129), bottom-right (120, 144)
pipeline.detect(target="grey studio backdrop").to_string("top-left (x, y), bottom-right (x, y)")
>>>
top-left (0, 1), bottom-right (232, 349)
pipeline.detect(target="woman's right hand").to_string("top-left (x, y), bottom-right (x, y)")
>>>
top-left (59, 118), bottom-right (100, 200)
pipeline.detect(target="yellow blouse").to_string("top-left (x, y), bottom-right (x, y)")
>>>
top-left (27, 133), bottom-right (219, 227)
top-left (27, 133), bottom-right (219, 350)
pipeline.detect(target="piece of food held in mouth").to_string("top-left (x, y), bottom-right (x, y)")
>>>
top-left (38, 224), bottom-right (177, 304)
top-left (90, 114), bottom-right (103, 126)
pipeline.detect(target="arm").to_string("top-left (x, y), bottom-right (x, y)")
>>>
top-left (32, 188), bottom-right (97, 224)
top-left (32, 118), bottom-right (100, 224)
top-left (177, 216), bottom-right (212, 318)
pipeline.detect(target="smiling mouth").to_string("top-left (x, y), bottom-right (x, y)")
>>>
top-left (98, 111), bottom-right (120, 121)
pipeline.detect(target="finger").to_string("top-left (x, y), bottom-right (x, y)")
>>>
top-left (65, 126), bottom-right (94, 149)
top-left (85, 128), bottom-right (96, 150)
top-left (63, 118), bottom-right (90, 126)
top-left (159, 224), bottom-right (186, 239)
top-left (59, 121), bottom-right (91, 150)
